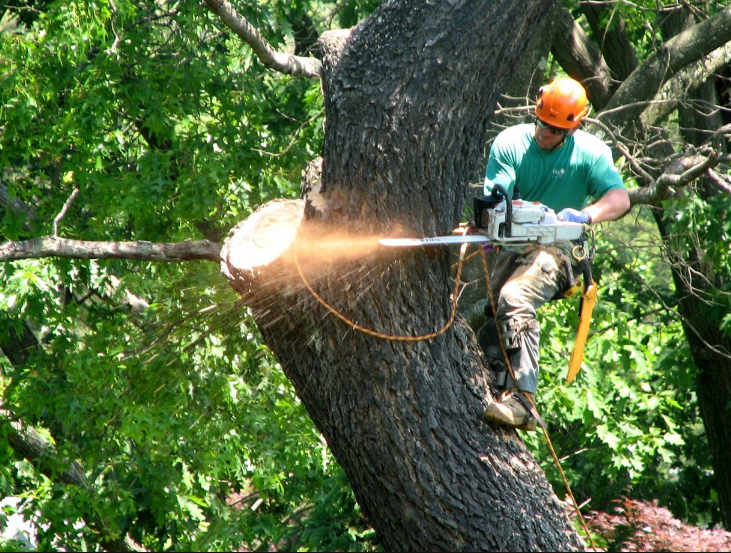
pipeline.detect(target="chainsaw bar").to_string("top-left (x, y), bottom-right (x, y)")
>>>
top-left (379, 235), bottom-right (492, 247)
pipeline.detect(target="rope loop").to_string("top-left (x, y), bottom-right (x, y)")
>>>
top-left (292, 236), bottom-right (470, 341)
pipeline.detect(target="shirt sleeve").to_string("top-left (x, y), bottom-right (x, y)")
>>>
top-left (483, 135), bottom-right (517, 197)
top-left (587, 144), bottom-right (625, 200)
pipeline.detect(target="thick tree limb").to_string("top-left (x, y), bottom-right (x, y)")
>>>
top-left (581, 2), bottom-right (638, 82)
top-left (0, 236), bottom-right (221, 262)
top-left (628, 151), bottom-right (720, 205)
top-left (708, 168), bottom-right (731, 195)
top-left (1, 408), bottom-right (146, 552)
top-left (3, 411), bottom-right (90, 490)
top-left (551, 7), bottom-right (613, 109)
top-left (599, 7), bottom-right (731, 129)
top-left (203, 0), bottom-right (322, 78)
top-left (642, 43), bottom-right (731, 129)
top-left (0, 181), bottom-right (36, 230)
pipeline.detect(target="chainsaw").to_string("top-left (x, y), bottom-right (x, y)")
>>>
top-left (379, 184), bottom-right (595, 384)
top-left (379, 184), bottom-right (587, 249)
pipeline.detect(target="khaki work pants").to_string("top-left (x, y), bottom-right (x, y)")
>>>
top-left (487, 246), bottom-right (575, 394)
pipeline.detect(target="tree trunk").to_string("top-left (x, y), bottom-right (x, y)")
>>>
top-left (653, 7), bottom-right (731, 529)
top-left (671, 12), bottom-right (731, 525)
top-left (673, 269), bottom-right (731, 529)
top-left (221, 1), bottom-right (586, 550)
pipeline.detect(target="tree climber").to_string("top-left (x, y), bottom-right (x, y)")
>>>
top-left (480, 77), bottom-right (630, 431)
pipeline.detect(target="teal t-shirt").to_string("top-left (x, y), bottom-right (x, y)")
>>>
top-left (483, 124), bottom-right (625, 212)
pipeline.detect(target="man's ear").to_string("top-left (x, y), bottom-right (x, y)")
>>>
top-left (567, 123), bottom-right (582, 136)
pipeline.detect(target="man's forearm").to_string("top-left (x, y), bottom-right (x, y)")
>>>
top-left (583, 188), bottom-right (631, 224)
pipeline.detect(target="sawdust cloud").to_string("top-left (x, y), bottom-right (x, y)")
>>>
top-left (246, 208), bottom-right (395, 269)
top-left (288, 232), bottom-right (388, 264)
top-left (104, 216), bottom-right (412, 429)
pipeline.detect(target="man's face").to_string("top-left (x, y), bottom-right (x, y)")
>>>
top-left (533, 118), bottom-right (576, 150)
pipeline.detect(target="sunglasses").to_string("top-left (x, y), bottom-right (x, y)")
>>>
top-left (535, 118), bottom-right (568, 136)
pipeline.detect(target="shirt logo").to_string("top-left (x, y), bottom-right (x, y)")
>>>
top-left (552, 168), bottom-right (566, 179)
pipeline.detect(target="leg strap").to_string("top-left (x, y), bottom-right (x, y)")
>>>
top-left (500, 319), bottom-right (538, 351)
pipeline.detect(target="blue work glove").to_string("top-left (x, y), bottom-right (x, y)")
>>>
top-left (557, 208), bottom-right (590, 224)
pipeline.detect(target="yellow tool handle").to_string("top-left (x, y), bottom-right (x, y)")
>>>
top-left (566, 281), bottom-right (598, 383)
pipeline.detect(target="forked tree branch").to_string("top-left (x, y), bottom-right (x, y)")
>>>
top-left (203, 0), bottom-right (322, 78)
top-left (629, 151), bottom-right (720, 205)
top-left (599, 7), bottom-right (731, 128)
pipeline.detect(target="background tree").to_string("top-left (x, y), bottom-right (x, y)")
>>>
top-left (547, 1), bottom-right (731, 529)
top-left (1, 0), bottom-right (730, 551)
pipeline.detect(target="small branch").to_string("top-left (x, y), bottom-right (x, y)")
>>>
top-left (0, 236), bottom-right (222, 263)
top-left (203, 0), bottom-right (322, 78)
top-left (629, 151), bottom-right (719, 205)
top-left (107, 0), bottom-right (121, 54)
top-left (585, 116), bottom-right (657, 189)
top-left (655, 151), bottom-right (718, 187)
top-left (53, 187), bottom-right (79, 236)
top-left (708, 169), bottom-right (731, 195)
top-left (252, 108), bottom-right (325, 157)
top-left (713, 123), bottom-right (731, 142)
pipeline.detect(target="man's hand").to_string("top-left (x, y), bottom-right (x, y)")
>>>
top-left (557, 208), bottom-right (591, 224)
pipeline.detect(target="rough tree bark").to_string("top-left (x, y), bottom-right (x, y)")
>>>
top-left (220, 1), bottom-right (587, 551)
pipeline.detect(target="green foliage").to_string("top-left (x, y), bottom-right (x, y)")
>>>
top-left (1, 0), bottom-right (729, 550)
top-left (331, 0), bottom-right (383, 27)
top-left (0, 0), bottom-right (324, 243)
top-left (0, 254), bottom-right (376, 551)
top-left (664, 189), bottom-right (731, 336)
top-left (0, 1), bottom-right (374, 551)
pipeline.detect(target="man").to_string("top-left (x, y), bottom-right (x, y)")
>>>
top-left (480, 77), bottom-right (630, 431)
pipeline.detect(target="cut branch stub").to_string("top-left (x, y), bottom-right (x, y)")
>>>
top-left (220, 199), bottom-right (305, 293)
top-left (220, 197), bottom-right (388, 302)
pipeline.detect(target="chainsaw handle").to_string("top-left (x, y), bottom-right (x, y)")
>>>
top-left (491, 184), bottom-right (512, 237)
top-left (473, 184), bottom-right (513, 236)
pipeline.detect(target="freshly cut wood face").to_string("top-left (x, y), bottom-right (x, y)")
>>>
top-left (222, 199), bottom-right (305, 274)
top-left (222, 198), bottom-right (389, 279)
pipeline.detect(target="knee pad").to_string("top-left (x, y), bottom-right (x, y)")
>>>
top-left (499, 318), bottom-right (538, 352)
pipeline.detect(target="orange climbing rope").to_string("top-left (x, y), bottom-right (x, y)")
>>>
top-left (479, 247), bottom-right (596, 549)
top-left (292, 234), bottom-right (470, 342)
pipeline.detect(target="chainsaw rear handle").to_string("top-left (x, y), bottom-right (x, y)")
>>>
top-left (474, 184), bottom-right (514, 234)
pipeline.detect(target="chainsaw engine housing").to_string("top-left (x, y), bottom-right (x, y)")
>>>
top-left (481, 200), bottom-right (584, 244)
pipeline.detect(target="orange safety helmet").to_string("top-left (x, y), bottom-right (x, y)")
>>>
top-left (535, 78), bottom-right (590, 129)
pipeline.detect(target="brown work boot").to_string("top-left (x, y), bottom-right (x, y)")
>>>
top-left (484, 389), bottom-right (538, 431)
